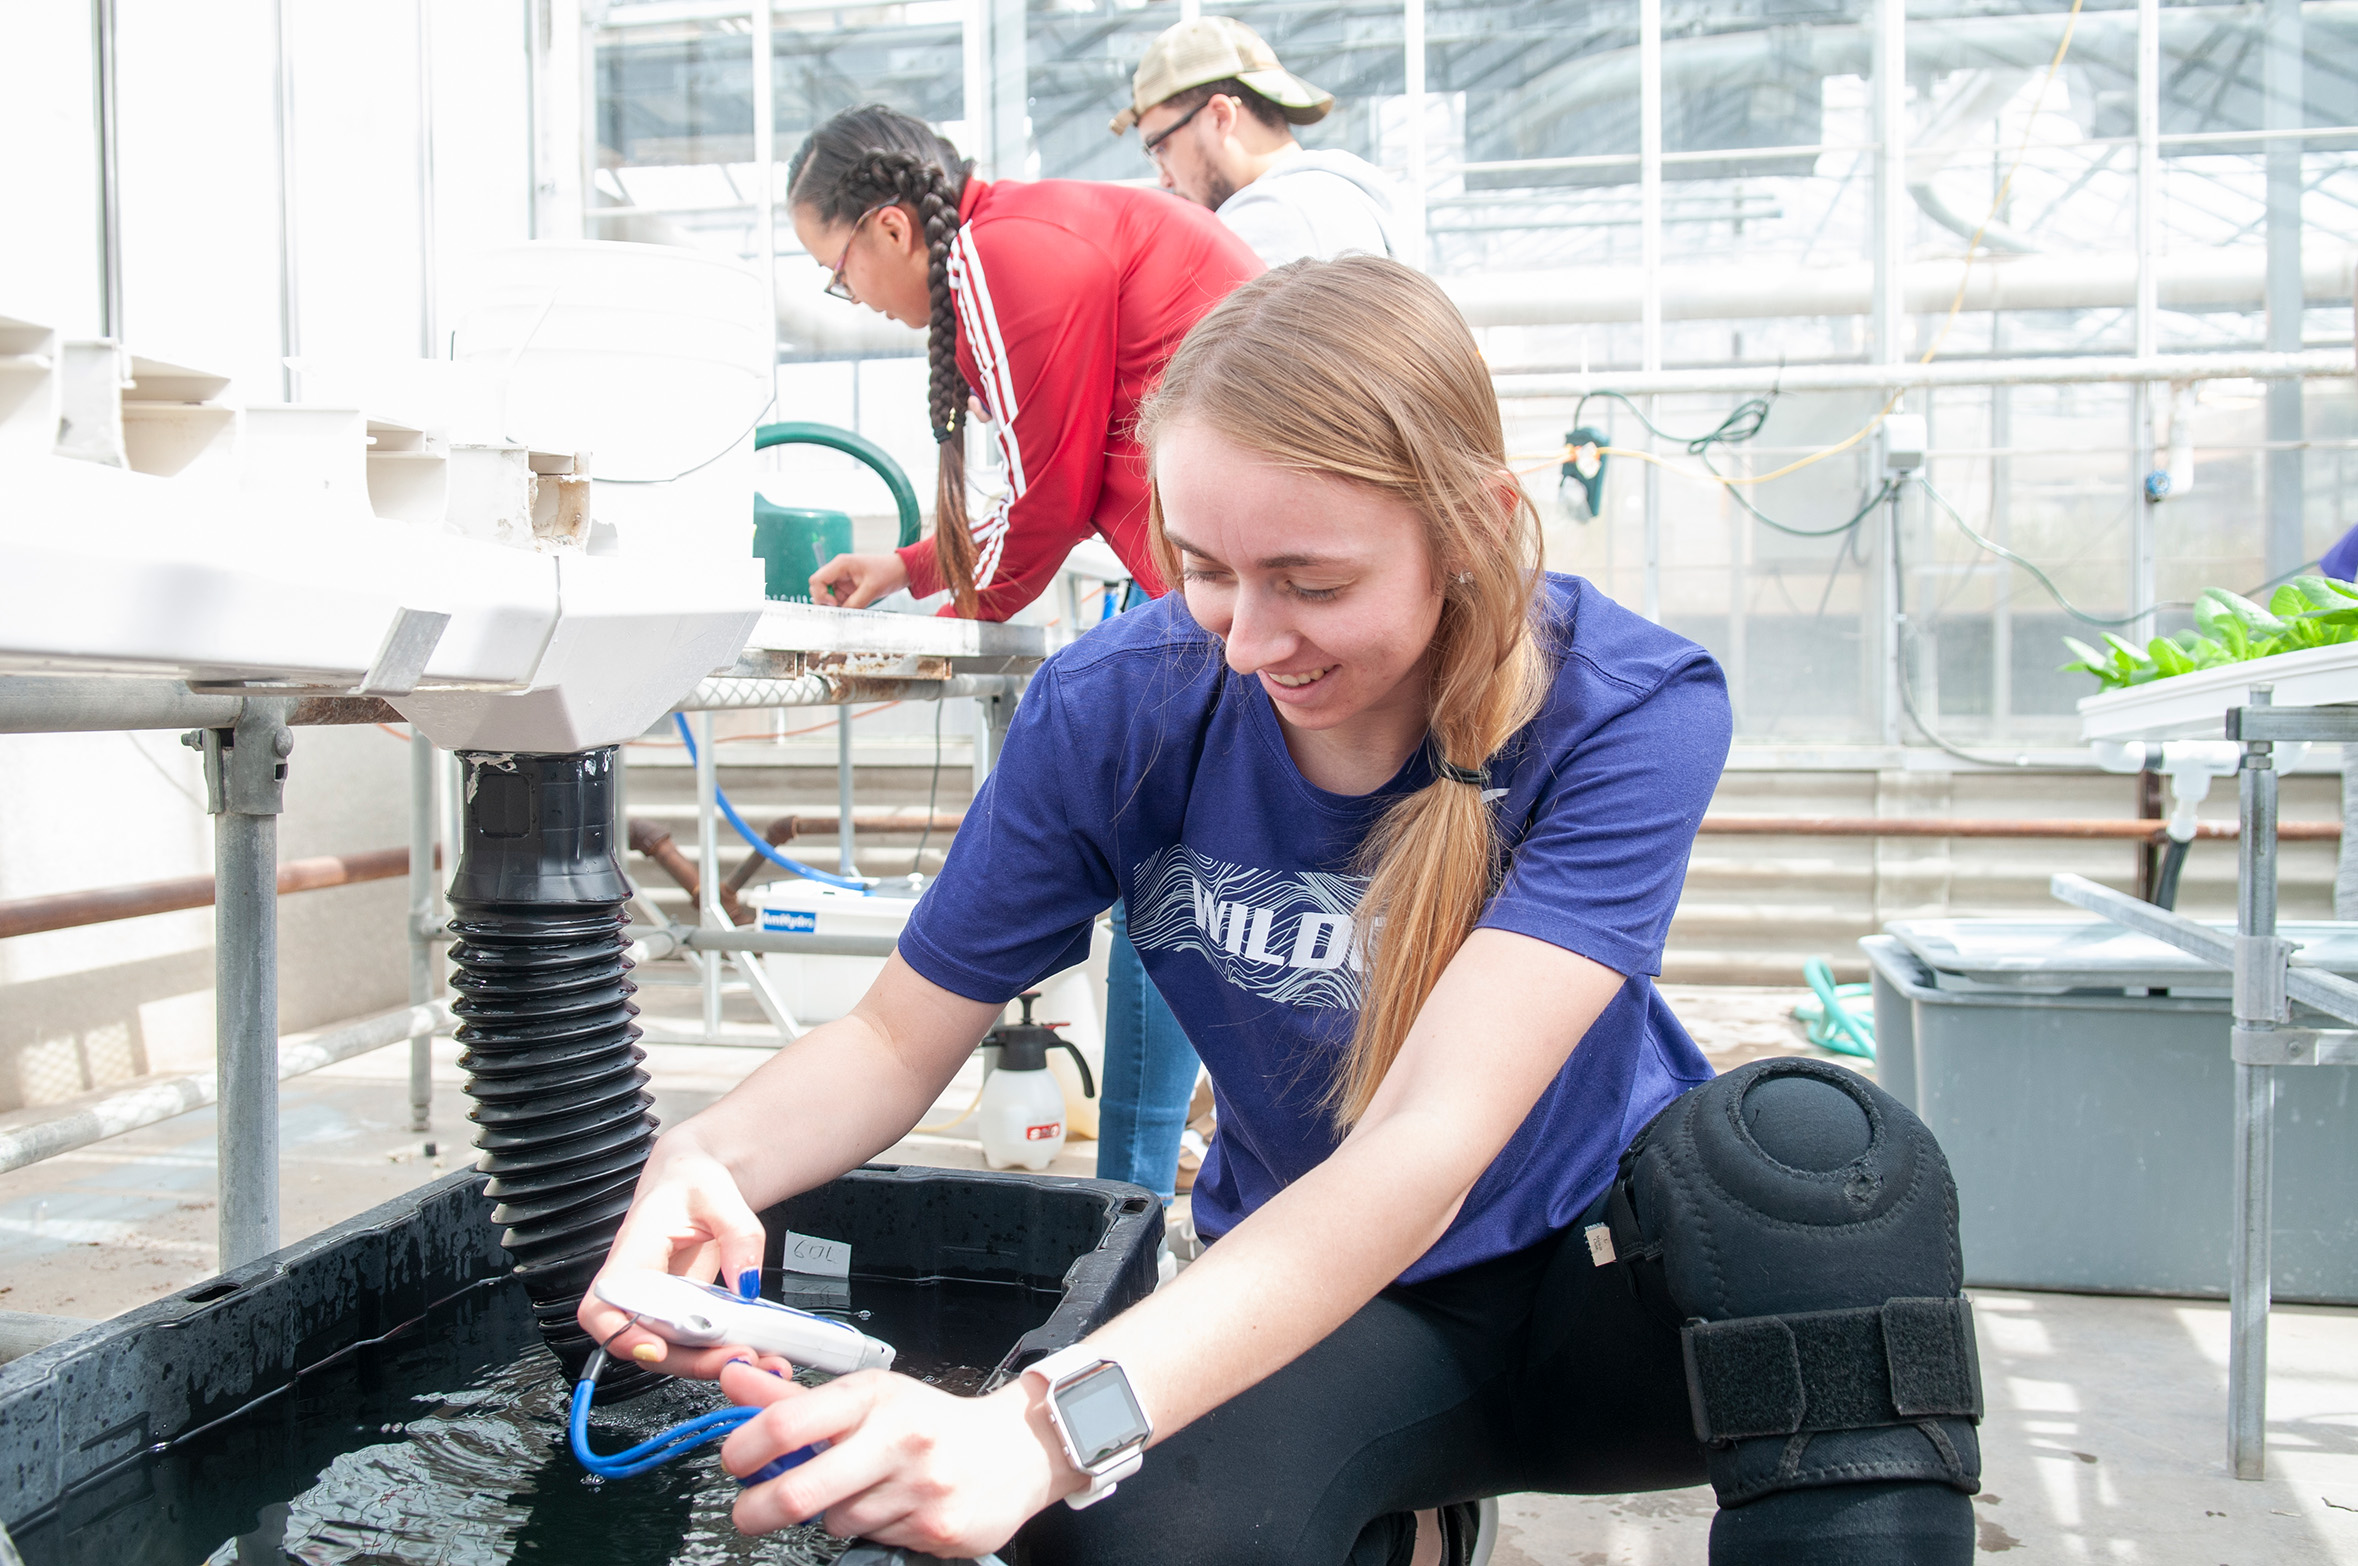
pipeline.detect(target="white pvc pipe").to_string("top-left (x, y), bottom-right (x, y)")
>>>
top-left (1493, 348), bottom-right (2355, 400)
top-left (1446, 247), bottom-right (2358, 331)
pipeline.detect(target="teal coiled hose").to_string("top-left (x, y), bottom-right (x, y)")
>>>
top-left (1795, 958), bottom-right (1875, 1059)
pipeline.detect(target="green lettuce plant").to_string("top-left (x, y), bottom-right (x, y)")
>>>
top-left (2061, 576), bottom-right (2358, 692)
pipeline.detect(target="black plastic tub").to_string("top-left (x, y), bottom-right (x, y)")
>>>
top-left (0, 1164), bottom-right (1160, 1562)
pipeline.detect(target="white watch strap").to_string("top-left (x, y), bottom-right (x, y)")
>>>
top-left (1025, 1344), bottom-right (1105, 1385)
top-left (1062, 1450), bottom-right (1142, 1510)
top-left (1027, 1346), bottom-right (1149, 1510)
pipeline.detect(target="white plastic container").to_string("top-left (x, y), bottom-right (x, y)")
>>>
top-left (755, 880), bottom-right (920, 1025)
top-left (977, 1065), bottom-right (1069, 1172)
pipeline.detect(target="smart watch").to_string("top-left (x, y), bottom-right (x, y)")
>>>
top-left (1024, 1344), bottom-right (1154, 1510)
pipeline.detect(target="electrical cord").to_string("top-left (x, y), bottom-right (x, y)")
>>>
top-left (1564, 389), bottom-right (1897, 538)
top-left (1572, 389), bottom-right (1772, 452)
top-left (596, 392), bottom-right (781, 485)
top-left (673, 713), bottom-right (871, 894)
top-left (1885, 489), bottom-right (2044, 768)
top-left (1914, 472), bottom-right (2186, 629)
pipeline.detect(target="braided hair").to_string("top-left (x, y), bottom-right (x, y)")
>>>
top-left (788, 107), bottom-right (981, 616)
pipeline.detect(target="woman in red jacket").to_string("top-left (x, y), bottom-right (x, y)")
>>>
top-left (789, 106), bottom-right (1264, 620)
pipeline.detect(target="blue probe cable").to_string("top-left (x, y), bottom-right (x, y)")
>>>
top-left (570, 1270), bottom-right (826, 1485)
top-left (569, 1366), bottom-right (761, 1478)
top-left (671, 712), bottom-right (869, 894)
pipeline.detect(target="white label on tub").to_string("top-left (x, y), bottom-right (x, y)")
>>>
top-left (781, 1230), bottom-right (852, 1278)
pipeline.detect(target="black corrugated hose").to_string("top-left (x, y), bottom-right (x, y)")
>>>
top-left (448, 746), bottom-right (663, 1400)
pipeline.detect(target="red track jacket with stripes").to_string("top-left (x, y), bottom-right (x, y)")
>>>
top-left (893, 177), bottom-right (1264, 621)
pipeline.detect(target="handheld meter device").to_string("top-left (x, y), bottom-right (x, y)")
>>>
top-left (593, 1271), bottom-right (896, 1375)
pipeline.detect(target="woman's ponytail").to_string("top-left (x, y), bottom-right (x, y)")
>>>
top-left (1334, 546), bottom-right (1546, 1124)
top-left (788, 107), bottom-right (981, 616)
top-left (1139, 257), bottom-right (1552, 1127)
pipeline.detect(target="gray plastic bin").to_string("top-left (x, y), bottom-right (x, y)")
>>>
top-left (1863, 933), bottom-right (2358, 1303)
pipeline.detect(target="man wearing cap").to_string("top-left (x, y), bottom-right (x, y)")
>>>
top-left (1113, 16), bottom-right (1405, 269)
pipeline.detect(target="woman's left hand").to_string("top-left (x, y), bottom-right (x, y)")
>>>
top-left (718, 1360), bottom-right (1080, 1554)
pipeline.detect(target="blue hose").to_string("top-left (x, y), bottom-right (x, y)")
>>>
top-left (673, 712), bottom-right (869, 895)
top-left (1796, 958), bottom-right (1876, 1060)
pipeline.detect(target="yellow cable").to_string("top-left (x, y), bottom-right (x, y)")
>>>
top-left (913, 1078), bottom-right (986, 1134)
top-left (1560, 0), bottom-right (2087, 491)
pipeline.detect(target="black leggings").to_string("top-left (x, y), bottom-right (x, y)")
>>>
top-left (1021, 1193), bottom-right (1704, 1566)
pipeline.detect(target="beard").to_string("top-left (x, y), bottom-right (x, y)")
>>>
top-left (1198, 169), bottom-right (1238, 210)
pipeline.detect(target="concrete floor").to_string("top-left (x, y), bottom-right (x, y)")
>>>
top-left (0, 982), bottom-right (2352, 1563)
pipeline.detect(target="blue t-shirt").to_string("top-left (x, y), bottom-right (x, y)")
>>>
top-left (899, 574), bottom-right (1732, 1281)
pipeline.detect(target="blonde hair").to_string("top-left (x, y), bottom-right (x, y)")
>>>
top-left (1138, 256), bottom-right (1551, 1127)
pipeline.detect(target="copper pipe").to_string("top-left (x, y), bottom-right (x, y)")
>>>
top-left (0, 845), bottom-right (432, 939)
top-left (626, 818), bottom-right (747, 925)
top-left (1697, 816), bottom-right (2340, 840)
top-left (718, 815), bottom-right (804, 919)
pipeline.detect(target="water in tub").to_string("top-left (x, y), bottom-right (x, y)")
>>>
top-left (12, 1272), bottom-right (1058, 1565)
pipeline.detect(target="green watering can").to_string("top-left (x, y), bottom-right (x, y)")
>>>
top-left (751, 422), bottom-right (925, 604)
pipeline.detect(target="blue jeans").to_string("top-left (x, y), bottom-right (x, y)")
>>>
top-left (1097, 900), bottom-right (1201, 1200)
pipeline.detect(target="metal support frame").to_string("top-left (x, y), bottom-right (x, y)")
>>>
top-left (1882, 478), bottom-right (1905, 747)
top-left (193, 698), bottom-right (296, 1271)
top-left (751, 0), bottom-right (776, 404)
top-left (972, 689), bottom-right (1013, 786)
top-left (656, 675), bottom-right (1030, 1045)
top-left (1638, 0), bottom-right (1662, 624)
top-left (1403, 0), bottom-right (1428, 274)
top-left (272, 0), bottom-right (300, 404)
top-left (92, 0), bottom-right (122, 341)
top-left (2051, 690), bottom-right (2358, 1482)
top-left (695, 708), bottom-right (722, 1039)
top-left (838, 703), bottom-right (857, 877)
top-left (2230, 687), bottom-right (2280, 1479)
top-left (2131, 0), bottom-right (2161, 647)
top-left (415, 0), bottom-right (438, 360)
top-left (2263, 0), bottom-right (2306, 584)
top-left (405, 726), bottom-right (437, 1133)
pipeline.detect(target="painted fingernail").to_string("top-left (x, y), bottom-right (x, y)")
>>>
top-left (737, 1268), bottom-right (762, 1300)
top-left (631, 1342), bottom-right (664, 1363)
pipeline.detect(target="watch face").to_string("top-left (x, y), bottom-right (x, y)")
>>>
top-left (1058, 1364), bottom-right (1149, 1465)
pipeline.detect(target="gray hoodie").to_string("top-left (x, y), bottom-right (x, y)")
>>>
top-left (1215, 146), bottom-right (1405, 268)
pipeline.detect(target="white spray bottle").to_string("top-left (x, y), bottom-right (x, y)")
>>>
top-left (977, 992), bottom-right (1096, 1171)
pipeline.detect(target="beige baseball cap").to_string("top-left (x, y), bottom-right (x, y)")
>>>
top-left (1109, 16), bottom-right (1335, 136)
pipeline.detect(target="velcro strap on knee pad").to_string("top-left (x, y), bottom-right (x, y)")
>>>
top-left (1681, 1297), bottom-right (1983, 1445)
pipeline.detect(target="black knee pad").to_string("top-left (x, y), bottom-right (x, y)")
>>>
top-left (1598, 1058), bottom-right (1982, 1509)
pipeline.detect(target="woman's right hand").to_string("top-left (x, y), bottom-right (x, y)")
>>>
top-left (577, 1135), bottom-right (771, 1380)
top-left (811, 551), bottom-right (911, 609)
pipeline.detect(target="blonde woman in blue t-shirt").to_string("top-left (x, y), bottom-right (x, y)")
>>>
top-left (583, 257), bottom-right (1984, 1566)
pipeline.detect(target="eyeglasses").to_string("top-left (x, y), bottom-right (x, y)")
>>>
top-left (1141, 99), bottom-right (1212, 162)
top-left (824, 204), bottom-right (891, 302)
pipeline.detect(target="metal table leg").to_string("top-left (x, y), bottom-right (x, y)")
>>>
top-left (406, 726), bottom-right (436, 1133)
top-left (199, 698), bottom-right (295, 1271)
top-left (2230, 685), bottom-right (2280, 1479)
